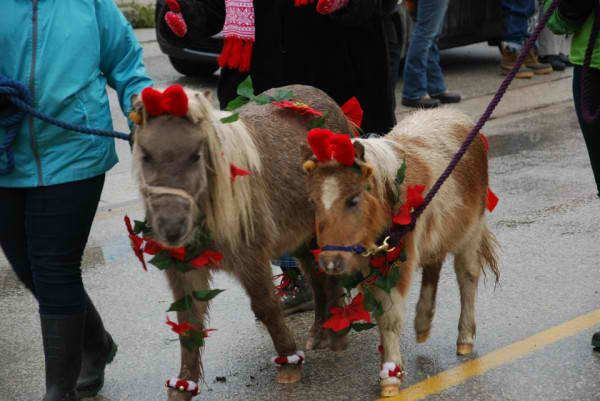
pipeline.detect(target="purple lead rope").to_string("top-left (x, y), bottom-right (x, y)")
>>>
top-left (390, 0), bottom-right (561, 246)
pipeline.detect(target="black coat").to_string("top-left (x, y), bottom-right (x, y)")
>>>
top-left (159, 0), bottom-right (397, 134)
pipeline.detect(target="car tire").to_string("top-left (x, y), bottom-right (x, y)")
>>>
top-left (168, 56), bottom-right (219, 77)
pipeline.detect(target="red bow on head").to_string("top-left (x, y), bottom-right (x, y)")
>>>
top-left (141, 85), bottom-right (189, 117)
top-left (307, 128), bottom-right (355, 166)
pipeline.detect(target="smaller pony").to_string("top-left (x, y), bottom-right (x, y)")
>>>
top-left (303, 108), bottom-right (499, 397)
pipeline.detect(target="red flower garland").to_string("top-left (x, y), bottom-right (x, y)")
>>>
top-left (125, 216), bottom-right (147, 271)
top-left (392, 185), bottom-right (426, 226)
top-left (322, 293), bottom-right (371, 332)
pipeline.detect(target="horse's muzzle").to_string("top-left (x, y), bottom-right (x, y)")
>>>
top-left (319, 254), bottom-right (346, 275)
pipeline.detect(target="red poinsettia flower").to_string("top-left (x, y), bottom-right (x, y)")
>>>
top-left (480, 132), bottom-right (489, 151)
top-left (230, 163), bottom-right (251, 182)
top-left (392, 185), bottom-right (426, 226)
top-left (273, 273), bottom-right (292, 298)
top-left (310, 248), bottom-right (322, 262)
top-left (166, 316), bottom-right (197, 335)
top-left (166, 316), bottom-right (217, 338)
top-left (190, 251), bottom-right (223, 268)
top-left (143, 238), bottom-right (186, 260)
top-left (272, 100), bottom-right (323, 117)
top-left (329, 133), bottom-right (355, 166)
top-left (322, 293), bottom-right (371, 332)
top-left (486, 187), bottom-right (499, 212)
top-left (124, 215), bottom-right (147, 271)
top-left (370, 245), bottom-right (403, 275)
top-left (341, 97), bottom-right (363, 132)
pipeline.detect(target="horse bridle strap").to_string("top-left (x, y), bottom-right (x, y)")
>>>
top-left (321, 236), bottom-right (396, 258)
top-left (138, 170), bottom-right (199, 212)
top-left (321, 244), bottom-right (367, 255)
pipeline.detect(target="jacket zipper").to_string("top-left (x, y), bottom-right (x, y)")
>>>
top-left (29, 0), bottom-right (43, 186)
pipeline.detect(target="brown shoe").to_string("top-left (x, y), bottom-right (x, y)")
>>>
top-left (500, 45), bottom-right (533, 79)
top-left (524, 47), bottom-right (553, 75)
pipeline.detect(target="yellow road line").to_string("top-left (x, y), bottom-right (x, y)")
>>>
top-left (378, 308), bottom-right (600, 401)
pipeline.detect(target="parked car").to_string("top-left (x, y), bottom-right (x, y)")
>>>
top-left (155, 0), bottom-right (503, 77)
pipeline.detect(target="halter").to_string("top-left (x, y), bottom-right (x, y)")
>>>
top-left (138, 167), bottom-right (200, 214)
top-left (321, 236), bottom-right (396, 258)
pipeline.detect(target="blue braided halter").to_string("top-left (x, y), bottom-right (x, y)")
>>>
top-left (321, 244), bottom-right (367, 254)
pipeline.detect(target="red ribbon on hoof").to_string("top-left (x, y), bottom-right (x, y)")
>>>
top-left (141, 85), bottom-right (189, 117)
top-left (271, 350), bottom-right (305, 366)
top-left (165, 378), bottom-right (199, 396)
top-left (379, 362), bottom-right (406, 381)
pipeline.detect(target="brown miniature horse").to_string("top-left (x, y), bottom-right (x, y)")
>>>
top-left (303, 108), bottom-right (499, 397)
top-left (130, 85), bottom-right (350, 401)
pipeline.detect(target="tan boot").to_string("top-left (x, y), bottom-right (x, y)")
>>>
top-left (524, 47), bottom-right (553, 75)
top-left (500, 45), bottom-right (533, 79)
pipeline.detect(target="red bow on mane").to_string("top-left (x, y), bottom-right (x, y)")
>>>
top-left (307, 128), bottom-right (355, 166)
top-left (141, 85), bottom-right (189, 117)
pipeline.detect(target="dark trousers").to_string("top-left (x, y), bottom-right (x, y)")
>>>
top-left (502, 0), bottom-right (536, 44)
top-left (573, 65), bottom-right (600, 197)
top-left (0, 174), bottom-right (105, 315)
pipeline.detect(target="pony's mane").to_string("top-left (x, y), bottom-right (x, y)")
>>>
top-left (352, 137), bottom-right (403, 201)
top-left (189, 90), bottom-right (263, 248)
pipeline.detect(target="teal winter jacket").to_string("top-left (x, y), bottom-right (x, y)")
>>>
top-left (0, 0), bottom-right (153, 187)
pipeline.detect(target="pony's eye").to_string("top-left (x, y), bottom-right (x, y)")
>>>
top-left (190, 153), bottom-right (201, 162)
top-left (142, 153), bottom-right (152, 163)
top-left (346, 194), bottom-right (360, 208)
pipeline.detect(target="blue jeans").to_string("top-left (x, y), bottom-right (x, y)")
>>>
top-left (402, 0), bottom-right (449, 100)
top-left (502, 0), bottom-right (535, 46)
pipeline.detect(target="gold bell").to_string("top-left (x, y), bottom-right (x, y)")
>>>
top-left (178, 386), bottom-right (185, 392)
top-left (129, 111), bottom-right (143, 125)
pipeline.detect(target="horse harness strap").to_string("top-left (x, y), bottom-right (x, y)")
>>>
top-left (138, 170), bottom-right (199, 213)
top-left (321, 235), bottom-right (395, 258)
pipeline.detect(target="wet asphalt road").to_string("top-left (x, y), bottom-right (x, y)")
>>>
top-left (1, 30), bottom-right (599, 401)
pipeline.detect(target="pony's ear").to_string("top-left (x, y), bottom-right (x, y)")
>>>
top-left (353, 140), bottom-right (366, 162)
top-left (203, 90), bottom-right (212, 101)
top-left (301, 144), bottom-right (317, 174)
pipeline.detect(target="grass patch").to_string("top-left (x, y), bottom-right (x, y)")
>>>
top-left (117, 2), bottom-right (156, 29)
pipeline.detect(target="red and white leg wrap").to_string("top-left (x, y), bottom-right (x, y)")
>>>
top-left (379, 362), bottom-right (406, 381)
top-left (165, 378), bottom-right (199, 396)
top-left (271, 350), bottom-right (305, 366)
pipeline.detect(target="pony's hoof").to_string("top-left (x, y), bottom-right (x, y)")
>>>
top-left (277, 364), bottom-right (302, 384)
top-left (381, 383), bottom-right (400, 397)
top-left (167, 388), bottom-right (193, 401)
top-left (457, 343), bottom-right (473, 355)
top-left (329, 333), bottom-right (349, 352)
top-left (416, 327), bottom-right (431, 343)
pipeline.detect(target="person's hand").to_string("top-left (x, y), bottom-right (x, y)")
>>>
top-left (164, 0), bottom-right (187, 37)
top-left (316, 0), bottom-right (350, 14)
top-left (558, 0), bottom-right (597, 26)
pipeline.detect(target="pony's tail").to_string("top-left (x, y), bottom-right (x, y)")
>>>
top-left (479, 225), bottom-right (500, 286)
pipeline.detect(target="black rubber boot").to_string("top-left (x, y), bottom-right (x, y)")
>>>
top-left (76, 296), bottom-right (118, 398)
top-left (592, 331), bottom-right (600, 351)
top-left (41, 314), bottom-right (84, 401)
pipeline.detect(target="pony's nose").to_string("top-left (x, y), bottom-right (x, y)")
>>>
top-left (319, 254), bottom-right (345, 274)
top-left (158, 216), bottom-right (187, 244)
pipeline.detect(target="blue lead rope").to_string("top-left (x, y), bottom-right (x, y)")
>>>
top-left (0, 74), bottom-right (131, 175)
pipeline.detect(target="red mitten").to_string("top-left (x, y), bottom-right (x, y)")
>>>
top-left (295, 0), bottom-right (316, 7)
top-left (316, 0), bottom-right (349, 14)
top-left (165, 0), bottom-right (187, 37)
